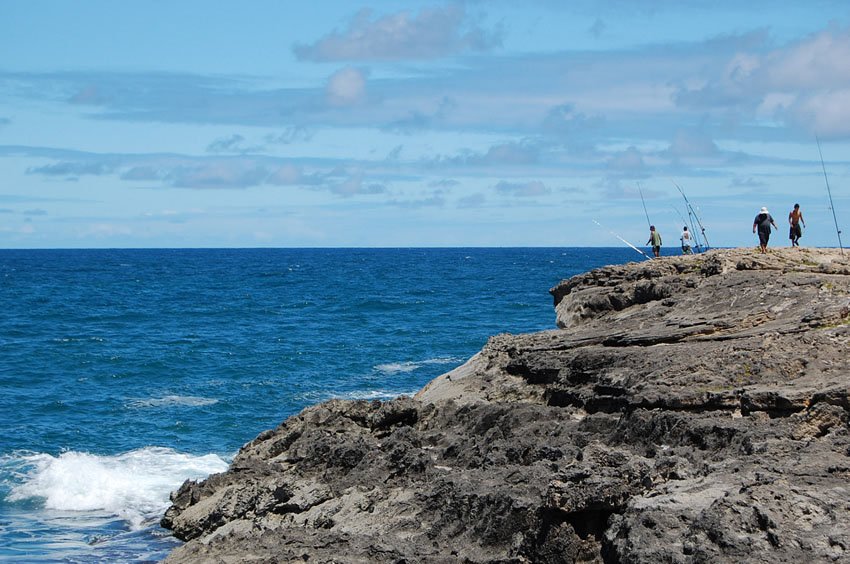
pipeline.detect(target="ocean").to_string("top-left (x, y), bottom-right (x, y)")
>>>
top-left (0, 247), bottom-right (640, 562)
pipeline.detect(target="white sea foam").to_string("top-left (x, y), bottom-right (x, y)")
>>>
top-left (6, 447), bottom-right (229, 529)
top-left (374, 362), bottom-right (419, 374)
top-left (298, 388), bottom-right (420, 403)
top-left (127, 395), bottom-right (219, 408)
top-left (374, 356), bottom-right (463, 376)
top-left (335, 389), bottom-right (420, 401)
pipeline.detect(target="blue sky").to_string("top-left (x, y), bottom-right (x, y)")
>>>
top-left (1, 0), bottom-right (849, 248)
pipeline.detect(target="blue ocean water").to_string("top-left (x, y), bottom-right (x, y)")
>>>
top-left (0, 247), bottom-right (640, 562)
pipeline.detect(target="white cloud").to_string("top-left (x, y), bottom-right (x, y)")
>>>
top-left (457, 193), bottom-right (486, 208)
top-left (267, 164), bottom-right (325, 187)
top-left (675, 28), bottom-right (850, 137)
top-left (267, 164), bottom-right (304, 185)
top-left (667, 129), bottom-right (720, 158)
top-left (764, 28), bottom-right (850, 90)
top-left (607, 147), bottom-right (646, 172)
top-left (326, 171), bottom-right (386, 197)
top-left (326, 67), bottom-right (368, 107)
top-left (293, 6), bottom-right (502, 61)
top-left (787, 89), bottom-right (850, 137)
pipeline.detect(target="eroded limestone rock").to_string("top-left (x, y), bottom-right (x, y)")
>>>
top-left (162, 248), bottom-right (850, 563)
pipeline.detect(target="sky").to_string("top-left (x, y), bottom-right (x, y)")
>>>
top-left (1, 0), bottom-right (849, 248)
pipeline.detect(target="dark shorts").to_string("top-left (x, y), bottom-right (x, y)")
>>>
top-left (790, 224), bottom-right (802, 239)
top-left (758, 228), bottom-right (770, 245)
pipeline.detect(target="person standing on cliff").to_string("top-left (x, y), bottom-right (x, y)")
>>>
top-left (788, 203), bottom-right (805, 247)
top-left (646, 225), bottom-right (662, 258)
top-left (753, 206), bottom-right (778, 254)
top-left (680, 226), bottom-right (693, 254)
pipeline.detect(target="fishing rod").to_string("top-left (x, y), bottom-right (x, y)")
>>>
top-left (816, 136), bottom-right (844, 255)
top-left (637, 182), bottom-right (652, 230)
top-left (671, 180), bottom-right (710, 251)
top-left (670, 205), bottom-right (701, 251)
top-left (592, 219), bottom-right (652, 260)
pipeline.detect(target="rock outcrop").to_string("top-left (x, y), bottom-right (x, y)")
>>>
top-left (162, 248), bottom-right (850, 563)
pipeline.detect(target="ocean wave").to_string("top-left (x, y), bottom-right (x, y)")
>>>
top-left (3, 447), bottom-right (228, 529)
top-left (126, 395), bottom-right (220, 409)
top-left (374, 356), bottom-right (464, 376)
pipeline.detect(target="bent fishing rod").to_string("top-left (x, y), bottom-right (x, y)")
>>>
top-left (816, 136), bottom-right (844, 255)
top-left (592, 219), bottom-right (652, 260)
top-left (671, 180), bottom-right (710, 251)
top-left (670, 204), bottom-right (701, 250)
top-left (672, 202), bottom-right (702, 252)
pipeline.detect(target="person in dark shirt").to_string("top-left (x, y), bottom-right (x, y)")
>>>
top-left (752, 206), bottom-right (778, 254)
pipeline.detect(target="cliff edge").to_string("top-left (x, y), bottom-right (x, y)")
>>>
top-left (162, 247), bottom-right (850, 563)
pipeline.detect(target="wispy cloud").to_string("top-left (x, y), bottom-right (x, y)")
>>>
top-left (27, 161), bottom-right (114, 176)
top-left (293, 6), bottom-right (502, 62)
top-left (206, 134), bottom-right (265, 154)
top-left (388, 190), bottom-right (446, 208)
top-left (730, 176), bottom-right (767, 188)
top-left (0, 193), bottom-right (96, 204)
top-left (494, 180), bottom-right (550, 197)
top-left (265, 126), bottom-right (315, 145)
top-left (168, 163), bottom-right (269, 189)
top-left (432, 141), bottom-right (540, 168)
top-left (1, 24), bottom-right (847, 149)
top-left (457, 193), bottom-right (486, 208)
top-left (120, 165), bottom-right (167, 181)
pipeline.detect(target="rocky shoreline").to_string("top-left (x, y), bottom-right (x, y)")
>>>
top-left (161, 247), bottom-right (850, 563)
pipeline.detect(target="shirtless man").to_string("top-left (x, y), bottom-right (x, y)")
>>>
top-left (788, 203), bottom-right (806, 247)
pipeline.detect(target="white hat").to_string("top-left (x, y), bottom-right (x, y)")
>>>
top-left (760, 207), bottom-right (769, 214)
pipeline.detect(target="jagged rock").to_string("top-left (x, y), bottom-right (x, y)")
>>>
top-left (162, 248), bottom-right (850, 563)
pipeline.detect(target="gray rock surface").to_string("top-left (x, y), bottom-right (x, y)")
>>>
top-left (161, 248), bottom-right (850, 563)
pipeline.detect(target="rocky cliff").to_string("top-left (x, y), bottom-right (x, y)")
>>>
top-left (161, 248), bottom-right (850, 563)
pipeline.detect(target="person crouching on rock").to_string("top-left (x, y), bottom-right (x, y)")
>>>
top-left (753, 206), bottom-right (778, 254)
top-left (646, 225), bottom-right (662, 258)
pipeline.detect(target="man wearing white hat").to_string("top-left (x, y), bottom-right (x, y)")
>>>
top-left (752, 206), bottom-right (778, 254)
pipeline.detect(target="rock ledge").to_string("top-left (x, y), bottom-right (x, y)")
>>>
top-left (162, 248), bottom-right (850, 563)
